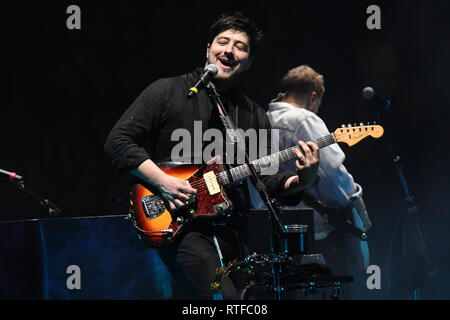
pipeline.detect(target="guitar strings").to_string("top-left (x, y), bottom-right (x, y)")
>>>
top-left (157, 145), bottom-right (305, 194)
top-left (162, 133), bottom-right (342, 191)
top-left (147, 178), bottom-right (221, 201)
top-left (141, 130), bottom-right (375, 210)
top-left (155, 142), bottom-right (318, 196)
top-left (176, 148), bottom-right (293, 190)
top-left (187, 176), bottom-right (225, 188)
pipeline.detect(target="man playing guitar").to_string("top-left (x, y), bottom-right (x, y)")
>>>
top-left (104, 13), bottom-right (319, 299)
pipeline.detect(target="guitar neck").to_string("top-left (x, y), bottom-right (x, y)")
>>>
top-left (218, 132), bottom-right (336, 185)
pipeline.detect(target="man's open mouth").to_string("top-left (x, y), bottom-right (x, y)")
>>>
top-left (219, 58), bottom-right (235, 68)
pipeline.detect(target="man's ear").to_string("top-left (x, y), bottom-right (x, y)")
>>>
top-left (244, 56), bottom-right (254, 71)
top-left (306, 91), bottom-right (318, 112)
top-left (308, 91), bottom-right (317, 105)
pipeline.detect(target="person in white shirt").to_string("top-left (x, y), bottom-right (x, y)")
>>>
top-left (263, 65), bottom-right (372, 298)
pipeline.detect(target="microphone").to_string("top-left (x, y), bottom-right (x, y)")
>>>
top-left (362, 87), bottom-right (392, 110)
top-left (187, 64), bottom-right (218, 98)
top-left (0, 168), bottom-right (23, 183)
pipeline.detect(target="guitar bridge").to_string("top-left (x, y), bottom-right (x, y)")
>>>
top-left (142, 195), bottom-right (166, 219)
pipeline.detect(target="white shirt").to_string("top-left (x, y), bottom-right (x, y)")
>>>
top-left (252, 101), bottom-right (363, 240)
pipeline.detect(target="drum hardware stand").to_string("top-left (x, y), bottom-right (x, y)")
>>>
top-left (392, 156), bottom-right (434, 300)
top-left (1, 167), bottom-right (61, 217)
top-left (206, 82), bottom-right (287, 300)
top-left (368, 96), bottom-right (434, 300)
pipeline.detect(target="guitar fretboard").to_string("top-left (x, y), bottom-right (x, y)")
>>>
top-left (217, 133), bottom-right (336, 185)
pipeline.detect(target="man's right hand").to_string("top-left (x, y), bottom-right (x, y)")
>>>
top-left (156, 174), bottom-right (197, 210)
top-left (133, 159), bottom-right (197, 210)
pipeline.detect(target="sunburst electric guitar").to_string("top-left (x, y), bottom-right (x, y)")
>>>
top-left (128, 124), bottom-right (384, 248)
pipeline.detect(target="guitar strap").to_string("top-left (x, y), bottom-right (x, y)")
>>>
top-left (208, 91), bottom-right (258, 258)
top-left (214, 100), bottom-right (246, 155)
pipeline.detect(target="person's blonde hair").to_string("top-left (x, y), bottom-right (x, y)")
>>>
top-left (280, 65), bottom-right (325, 101)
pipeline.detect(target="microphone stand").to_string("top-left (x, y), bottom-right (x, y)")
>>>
top-left (369, 98), bottom-right (431, 300)
top-left (392, 156), bottom-right (430, 300)
top-left (1, 169), bottom-right (61, 217)
top-left (206, 82), bottom-right (286, 300)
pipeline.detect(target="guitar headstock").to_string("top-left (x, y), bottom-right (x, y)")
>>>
top-left (333, 123), bottom-right (384, 146)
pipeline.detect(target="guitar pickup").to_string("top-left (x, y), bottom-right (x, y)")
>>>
top-left (203, 171), bottom-right (220, 195)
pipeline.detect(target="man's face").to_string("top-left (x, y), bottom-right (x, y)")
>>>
top-left (206, 29), bottom-right (253, 86)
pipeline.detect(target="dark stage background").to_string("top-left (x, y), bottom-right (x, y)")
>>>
top-left (2, 0), bottom-right (450, 299)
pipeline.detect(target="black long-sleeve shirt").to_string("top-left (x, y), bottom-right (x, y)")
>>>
top-left (104, 68), bottom-right (302, 213)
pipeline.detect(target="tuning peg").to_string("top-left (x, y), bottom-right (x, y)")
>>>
top-left (347, 123), bottom-right (352, 128)
top-left (341, 124), bottom-right (346, 128)
top-left (373, 121), bottom-right (377, 125)
top-left (360, 122), bottom-right (364, 126)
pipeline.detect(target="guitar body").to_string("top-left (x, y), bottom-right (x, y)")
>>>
top-left (129, 156), bottom-right (232, 249)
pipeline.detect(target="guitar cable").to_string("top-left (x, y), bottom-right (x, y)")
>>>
top-left (213, 235), bottom-right (225, 267)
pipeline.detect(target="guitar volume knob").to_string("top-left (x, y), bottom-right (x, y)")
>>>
top-left (176, 216), bottom-right (185, 224)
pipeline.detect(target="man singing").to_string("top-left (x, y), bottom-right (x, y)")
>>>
top-left (104, 13), bottom-right (319, 299)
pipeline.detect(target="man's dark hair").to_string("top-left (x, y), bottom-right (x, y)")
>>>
top-left (208, 12), bottom-right (263, 57)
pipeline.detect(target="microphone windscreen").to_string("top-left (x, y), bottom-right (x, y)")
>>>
top-left (205, 64), bottom-right (218, 76)
top-left (362, 87), bottom-right (376, 100)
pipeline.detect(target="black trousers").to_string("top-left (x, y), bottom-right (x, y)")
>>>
top-left (158, 223), bottom-right (248, 300)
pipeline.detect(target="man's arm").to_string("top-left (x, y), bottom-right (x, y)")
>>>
top-left (295, 114), bottom-right (359, 207)
top-left (104, 79), bottom-right (168, 174)
top-left (132, 159), bottom-right (196, 210)
top-left (256, 110), bottom-right (319, 204)
top-left (104, 78), bottom-right (196, 210)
